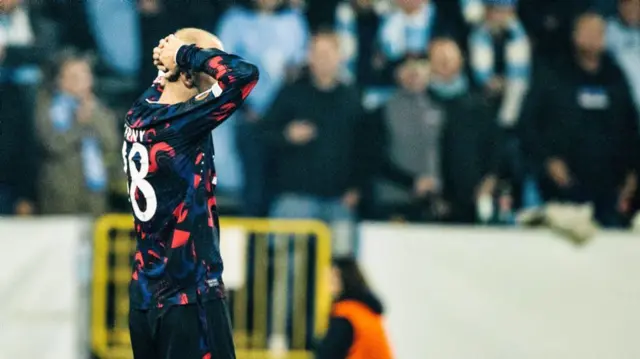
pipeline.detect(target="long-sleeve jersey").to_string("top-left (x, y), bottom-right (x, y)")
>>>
top-left (122, 45), bottom-right (259, 310)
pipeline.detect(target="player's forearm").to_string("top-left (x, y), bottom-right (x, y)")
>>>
top-left (175, 45), bottom-right (259, 88)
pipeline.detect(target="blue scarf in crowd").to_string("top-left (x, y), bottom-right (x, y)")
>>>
top-left (50, 93), bottom-right (107, 192)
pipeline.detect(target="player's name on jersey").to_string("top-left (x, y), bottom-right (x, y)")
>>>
top-left (124, 125), bottom-right (146, 143)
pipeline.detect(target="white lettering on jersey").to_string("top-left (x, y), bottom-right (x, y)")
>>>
top-left (124, 126), bottom-right (146, 143)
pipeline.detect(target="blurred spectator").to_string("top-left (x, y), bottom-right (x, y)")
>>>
top-left (0, 0), bottom-right (53, 85)
top-left (39, 0), bottom-right (95, 52)
top-left (36, 49), bottom-right (118, 215)
top-left (518, 0), bottom-right (589, 61)
top-left (592, 0), bottom-right (619, 17)
top-left (335, 0), bottom-right (387, 85)
top-left (519, 13), bottom-right (640, 228)
top-left (430, 39), bottom-right (502, 223)
top-left (378, 0), bottom-right (446, 82)
top-left (306, 0), bottom-right (342, 31)
top-left (217, 0), bottom-right (309, 215)
top-left (469, 0), bottom-right (531, 127)
top-left (607, 0), bottom-right (640, 118)
top-left (0, 84), bottom-right (36, 216)
top-left (85, 0), bottom-right (141, 77)
top-left (138, 0), bottom-right (175, 89)
top-left (0, 0), bottom-right (58, 216)
top-left (261, 29), bottom-right (358, 349)
top-left (219, 0), bottom-right (308, 115)
top-left (367, 56), bottom-right (447, 221)
top-left (316, 257), bottom-right (393, 359)
top-left (459, 0), bottom-right (485, 26)
top-left (261, 29), bottom-right (364, 247)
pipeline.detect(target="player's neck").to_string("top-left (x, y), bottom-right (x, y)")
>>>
top-left (158, 83), bottom-right (197, 104)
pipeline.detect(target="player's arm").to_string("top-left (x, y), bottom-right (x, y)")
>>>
top-left (174, 45), bottom-right (259, 132)
top-left (175, 44), bottom-right (259, 93)
top-left (178, 45), bottom-right (259, 132)
top-left (155, 35), bottom-right (259, 130)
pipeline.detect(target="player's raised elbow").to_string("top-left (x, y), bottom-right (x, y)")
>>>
top-left (241, 62), bottom-right (259, 83)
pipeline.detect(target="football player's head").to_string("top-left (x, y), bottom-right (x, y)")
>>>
top-left (168, 28), bottom-right (224, 93)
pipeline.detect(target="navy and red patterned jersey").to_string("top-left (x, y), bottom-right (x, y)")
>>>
top-left (122, 45), bottom-right (258, 310)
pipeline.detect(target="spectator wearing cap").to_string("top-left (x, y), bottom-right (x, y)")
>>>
top-left (519, 13), bottom-right (640, 228)
top-left (607, 0), bottom-right (640, 120)
top-left (469, 0), bottom-right (531, 128)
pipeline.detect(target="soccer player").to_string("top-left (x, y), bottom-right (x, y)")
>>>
top-left (122, 28), bottom-right (259, 359)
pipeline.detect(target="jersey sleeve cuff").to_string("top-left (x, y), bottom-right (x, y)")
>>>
top-left (176, 44), bottom-right (197, 70)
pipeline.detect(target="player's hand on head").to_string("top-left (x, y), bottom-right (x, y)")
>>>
top-left (153, 35), bottom-right (185, 74)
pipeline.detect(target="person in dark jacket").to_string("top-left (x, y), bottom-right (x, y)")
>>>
top-left (316, 257), bottom-right (393, 359)
top-left (519, 12), bottom-right (640, 227)
top-left (261, 29), bottom-right (365, 239)
top-left (0, 84), bottom-right (37, 215)
top-left (261, 29), bottom-right (365, 348)
top-left (429, 38), bottom-right (502, 223)
top-left (518, 0), bottom-right (590, 61)
top-left (0, 0), bottom-right (54, 215)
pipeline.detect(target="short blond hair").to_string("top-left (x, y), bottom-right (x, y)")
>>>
top-left (175, 28), bottom-right (224, 51)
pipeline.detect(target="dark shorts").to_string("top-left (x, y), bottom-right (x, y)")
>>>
top-left (129, 299), bottom-right (236, 359)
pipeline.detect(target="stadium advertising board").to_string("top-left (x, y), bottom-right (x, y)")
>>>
top-left (359, 224), bottom-right (640, 359)
top-left (0, 217), bottom-right (91, 359)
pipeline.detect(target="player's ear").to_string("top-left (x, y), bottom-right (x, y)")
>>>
top-left (181, 71), bottom-right (195, 89)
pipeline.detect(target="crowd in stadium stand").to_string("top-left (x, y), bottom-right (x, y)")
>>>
top-left (0, 0), bottom-right (639, 230)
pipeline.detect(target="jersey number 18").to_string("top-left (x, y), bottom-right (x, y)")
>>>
top-left (122, 142), bottom-right (158, 222)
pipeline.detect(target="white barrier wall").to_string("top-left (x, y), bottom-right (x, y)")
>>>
top-left (0, 217), bottom-right (91, 359)
top-left (359, 223), bottom-right (640, 359)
